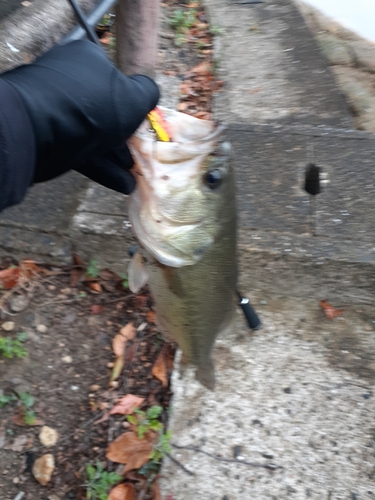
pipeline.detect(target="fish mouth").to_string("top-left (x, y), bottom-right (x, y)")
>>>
top-left (155, 213), bottom-right (202, 227)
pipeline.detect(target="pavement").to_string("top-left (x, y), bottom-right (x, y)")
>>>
top-left (1, 0), bottom-right (375, 498)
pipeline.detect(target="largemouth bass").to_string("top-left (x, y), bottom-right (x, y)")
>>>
top-left (128, 108), bottom-right (237, 390)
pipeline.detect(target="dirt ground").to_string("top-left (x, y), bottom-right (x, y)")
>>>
top-left (0, 256), bottom-right (175, 500)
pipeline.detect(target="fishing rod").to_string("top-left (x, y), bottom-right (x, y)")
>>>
top-left (65, 0), bottom-right (102, 46)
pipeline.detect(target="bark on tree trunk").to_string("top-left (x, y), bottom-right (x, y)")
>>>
top-left (116, 0), bottom-right (160, 78)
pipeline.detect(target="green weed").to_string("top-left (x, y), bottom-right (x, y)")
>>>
top-left (19, 392), bottom-right (37, 425)
top-left (120, 274), bottom-right (129, 289)
top-left (210, 25), bottom-right (224, 36)
top-left (0, 332), bottom-right (27, 359)
top-left (168, 9), bottom-right (196, 31)
top-left (0, 393), bottom-right (16, 408)
top-left (168, 9), bottom-right (196, 46)
top-left (86, 259), bottom-right (100, 279)
top-left (85, 461), bottom-right (122, 500)
top-left (127, 406), bottom-right (172, 477)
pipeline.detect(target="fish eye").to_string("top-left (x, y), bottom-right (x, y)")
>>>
top-left (204, 169), bottom-right (223, 189)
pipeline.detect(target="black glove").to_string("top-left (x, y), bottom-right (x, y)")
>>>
top-left (1, 40), bottom-right (159, 194)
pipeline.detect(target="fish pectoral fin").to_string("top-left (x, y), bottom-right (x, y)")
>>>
top-left (128, 252), bottom-right (149, 293)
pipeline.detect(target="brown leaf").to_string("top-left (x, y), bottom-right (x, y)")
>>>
top-left (195, 111), bottom-right (212, 120)
top-left (73, 254), bottom-right (84, 267)
top-left (5, 434), bottom-right (28, 452)
top-left (70, 268), bottom-right (83, 287)
top-left (110, 395), bottom-right (145, 415)
top-left (152, 350), bottom-right (169, 388)
top-left (91, 305), bottom-right (104, 315)
top-left (0, 267), bottom-right (20, 289)
top-left (320, 300), bottom-right (344, 320)
top-left (108, 483), bottom-right (135, 500)
top-left (113, 323), bottom-right (136, 357)
top-left (89, 282), bottom-right (102, 293)
top-left (20, 260), bottom-right (40, 278)
top-left (191, 61), bottom-right (211, 74)
top-left (106, 431), bottom-right (153, 472)
top-left (151, 480), bottom-right (162, 500)
top-left (70, 254), bottom-right (85, 286)
top-left (100, 32), bottom-right (113, 45)
top-left (125, 342), bottom-right (137, 364)
top-left (12, 413), bottom-right (44, 427)
top-left (147, 310), bottom-right (156, 324)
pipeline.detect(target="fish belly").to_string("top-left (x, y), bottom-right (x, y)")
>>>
top-left (146, 231), bottom-right (237, 389)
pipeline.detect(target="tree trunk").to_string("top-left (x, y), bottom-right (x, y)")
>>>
top-left (116, 0), bottom-right (160, 78)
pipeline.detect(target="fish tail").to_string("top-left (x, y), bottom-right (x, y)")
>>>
top-left (196, 359), bottom-right (216, 391)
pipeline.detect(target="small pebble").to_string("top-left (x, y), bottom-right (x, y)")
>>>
top-left (48, 285), bottom-right (56, 291)
top-left (1, 321), bottom-right (15, 331)
top-left (62, 355), bottom-right (73, 364)
top-left (12, 477), bottom-right (20, 484)
top-left (89, 384), bottom-right (101, 392)
top-left (10, 294), bottom-right (29, 313)
top-left (36, 324), bottom-right (47, 333)
top-left (109, 381), bottom-right (119, 388)
top-left (107, 362), bottom-right (114, 368)
top-left (39, 426), bottom-right (59, 447)
top-left (71, 386), bottom-right (79, 391)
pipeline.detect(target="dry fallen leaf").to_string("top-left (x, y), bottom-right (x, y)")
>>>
top-left (32, 453), bottom-right (55, 485)
top-left (100, 32), bottom-right (113, 45)
top-left (106, 431), bottom-right (154, 472)
top-left (5, 434), bottom-right (28, 452)
top-left (91, 305), bottom-right (104, 315)
top-left (191, 61), bottom-right (211, 75)
top-left (89, 282), bottom-right (102, 293)
top-left (151, 480), bottom-right (162, 500)
top-left (147, 310), bottom-right (156, 324)
top-left (0, 267), bottom-right (20, 289)
top-left (21, 259), bottom-right (41, 278)
top-left (108, 483), bottom-right (135, 500)
top-left (70, 254), bottom-right (85, 287)
top-left (113, 323), bottom-right (136, 357)
top-left (152, 350), bottom-right (169, 388)
top-left (110, 394), bottom-right (145, 416)
top-left (12, 412), bottom-right (44, 427)
top-left (320, 300), bottom-right (344, 320)
top-left (110, 356), bottom-right (125, 382)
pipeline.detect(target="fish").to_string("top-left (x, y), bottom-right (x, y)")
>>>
top-left (127, 108), bottom-right (237, 390)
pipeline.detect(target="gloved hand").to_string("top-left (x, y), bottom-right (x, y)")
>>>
top-left (0, 40), bottom-right (159, 194)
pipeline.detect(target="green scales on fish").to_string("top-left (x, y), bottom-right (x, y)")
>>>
top-left (127, 108), bottom-right (237, 390)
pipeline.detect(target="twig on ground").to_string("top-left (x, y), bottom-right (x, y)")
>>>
top-left (166, 453), bottom-right (195, 476)
top-left (101, 294), bottom-right (135, 305)
top-left (13, 492), bottom-right (25, 500)
top-left (172, 444), bottom-right (281, 471)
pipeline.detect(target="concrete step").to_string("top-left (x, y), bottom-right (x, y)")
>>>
top-left (207, 0), bottom-right (352, 128)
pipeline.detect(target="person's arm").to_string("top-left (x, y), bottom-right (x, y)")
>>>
top-left (0, 79), bottom-right (36, 211)
top-left (0, 40), bottom-right (159, 212)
